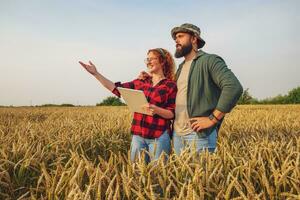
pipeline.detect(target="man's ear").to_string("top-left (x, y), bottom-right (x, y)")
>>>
top-left (192, 36), bottom-right (198, 47)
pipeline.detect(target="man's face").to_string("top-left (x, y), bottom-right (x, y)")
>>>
top-left (174, 32), bottom-right (193, 58)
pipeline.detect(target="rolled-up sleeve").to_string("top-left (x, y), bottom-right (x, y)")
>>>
top-left (209, 56), bottom-right (243, 113)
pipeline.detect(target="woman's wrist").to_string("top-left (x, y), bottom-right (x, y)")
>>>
top-left (92, 71), bottom-right (99, 76)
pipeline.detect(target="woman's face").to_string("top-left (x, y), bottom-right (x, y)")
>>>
top-left (145, 51), bottom-right (163, 74)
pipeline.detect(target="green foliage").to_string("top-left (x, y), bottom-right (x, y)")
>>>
top-left (60, 104), bottom-right (75, 107)
top-left (259, 86), bottom-right (300, 104)
top-left (285, 86), bottom-right (300, 103)
top-left (259, 95), bottom-right (286, 104)
top-left (238, 86), bottom-right (300, 104)
top-left (238, 88), bottom-right (258, 104)
top-left (37, 104), bottom-right (75, 107)
top-left (96, 96), bottom-right (126, 106)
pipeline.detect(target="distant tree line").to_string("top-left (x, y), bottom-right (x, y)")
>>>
top-left (238, 86), bottom-right (300, 104)
top-left (0, 104), bottom-right (77, 107)
top-left (1, 87), bottom-right (299, 107)
top-left (37, 104), bottom-right (76, 107)
top-left (96, 96), bottom-right (126, 106)
top-left (99, 86), bottom-right (300, 106)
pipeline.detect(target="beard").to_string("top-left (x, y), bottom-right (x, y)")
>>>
top-left (174, 42), bottom-right (193, 58)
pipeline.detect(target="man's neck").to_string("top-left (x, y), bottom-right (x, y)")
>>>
top-left (184, 49), bottom-right (197, 62)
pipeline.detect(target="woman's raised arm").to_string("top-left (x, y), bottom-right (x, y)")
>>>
top-left (79, 60), bottom-right (115, 91)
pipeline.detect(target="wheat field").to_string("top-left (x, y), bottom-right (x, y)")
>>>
top-left (0, 105), bottom-right (299, 200)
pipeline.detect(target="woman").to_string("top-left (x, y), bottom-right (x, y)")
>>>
top-left (79, 48), bottom-right (177, 163)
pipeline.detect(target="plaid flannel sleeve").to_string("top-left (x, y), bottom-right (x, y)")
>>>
top-left (164, 82), bottom-right (177, 117)
top-left (111, 79), bottom-right (144, 97)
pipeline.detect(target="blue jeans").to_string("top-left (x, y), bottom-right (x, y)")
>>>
top-left (173, 128), bottom-right (218, 155)
top-left (130, 131), bottom-right (171, 163)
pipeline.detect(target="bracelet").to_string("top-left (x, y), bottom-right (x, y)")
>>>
top-left (212, 113), bottom-right (221, 121)
top-left (208, 114), bottom-right (221, 124)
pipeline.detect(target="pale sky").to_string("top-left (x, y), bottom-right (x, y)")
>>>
top-left (0, 0), bottom-right (299, 106)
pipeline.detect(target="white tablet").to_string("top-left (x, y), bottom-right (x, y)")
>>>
top-left (117, 87), bottom-right (153, 116)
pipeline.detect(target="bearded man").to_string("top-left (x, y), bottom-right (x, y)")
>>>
top-left (171, 23), bottom-right (243, 154)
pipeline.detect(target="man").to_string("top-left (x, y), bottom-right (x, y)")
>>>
top-left (171, 23), bottom-right (243, 154)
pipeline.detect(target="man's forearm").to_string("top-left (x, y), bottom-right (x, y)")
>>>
top-left (210, 56), bottom-right (243, 113)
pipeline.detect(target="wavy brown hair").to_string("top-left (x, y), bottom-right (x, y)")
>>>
top-left (147, 48), bottom-right (176, 81)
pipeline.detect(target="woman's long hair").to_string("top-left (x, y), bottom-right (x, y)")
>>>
top-left (147, 48), bottom-right (176, 81)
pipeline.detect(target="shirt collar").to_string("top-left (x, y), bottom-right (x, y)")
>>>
top-left (179, 50), bottom-right (205, 67)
